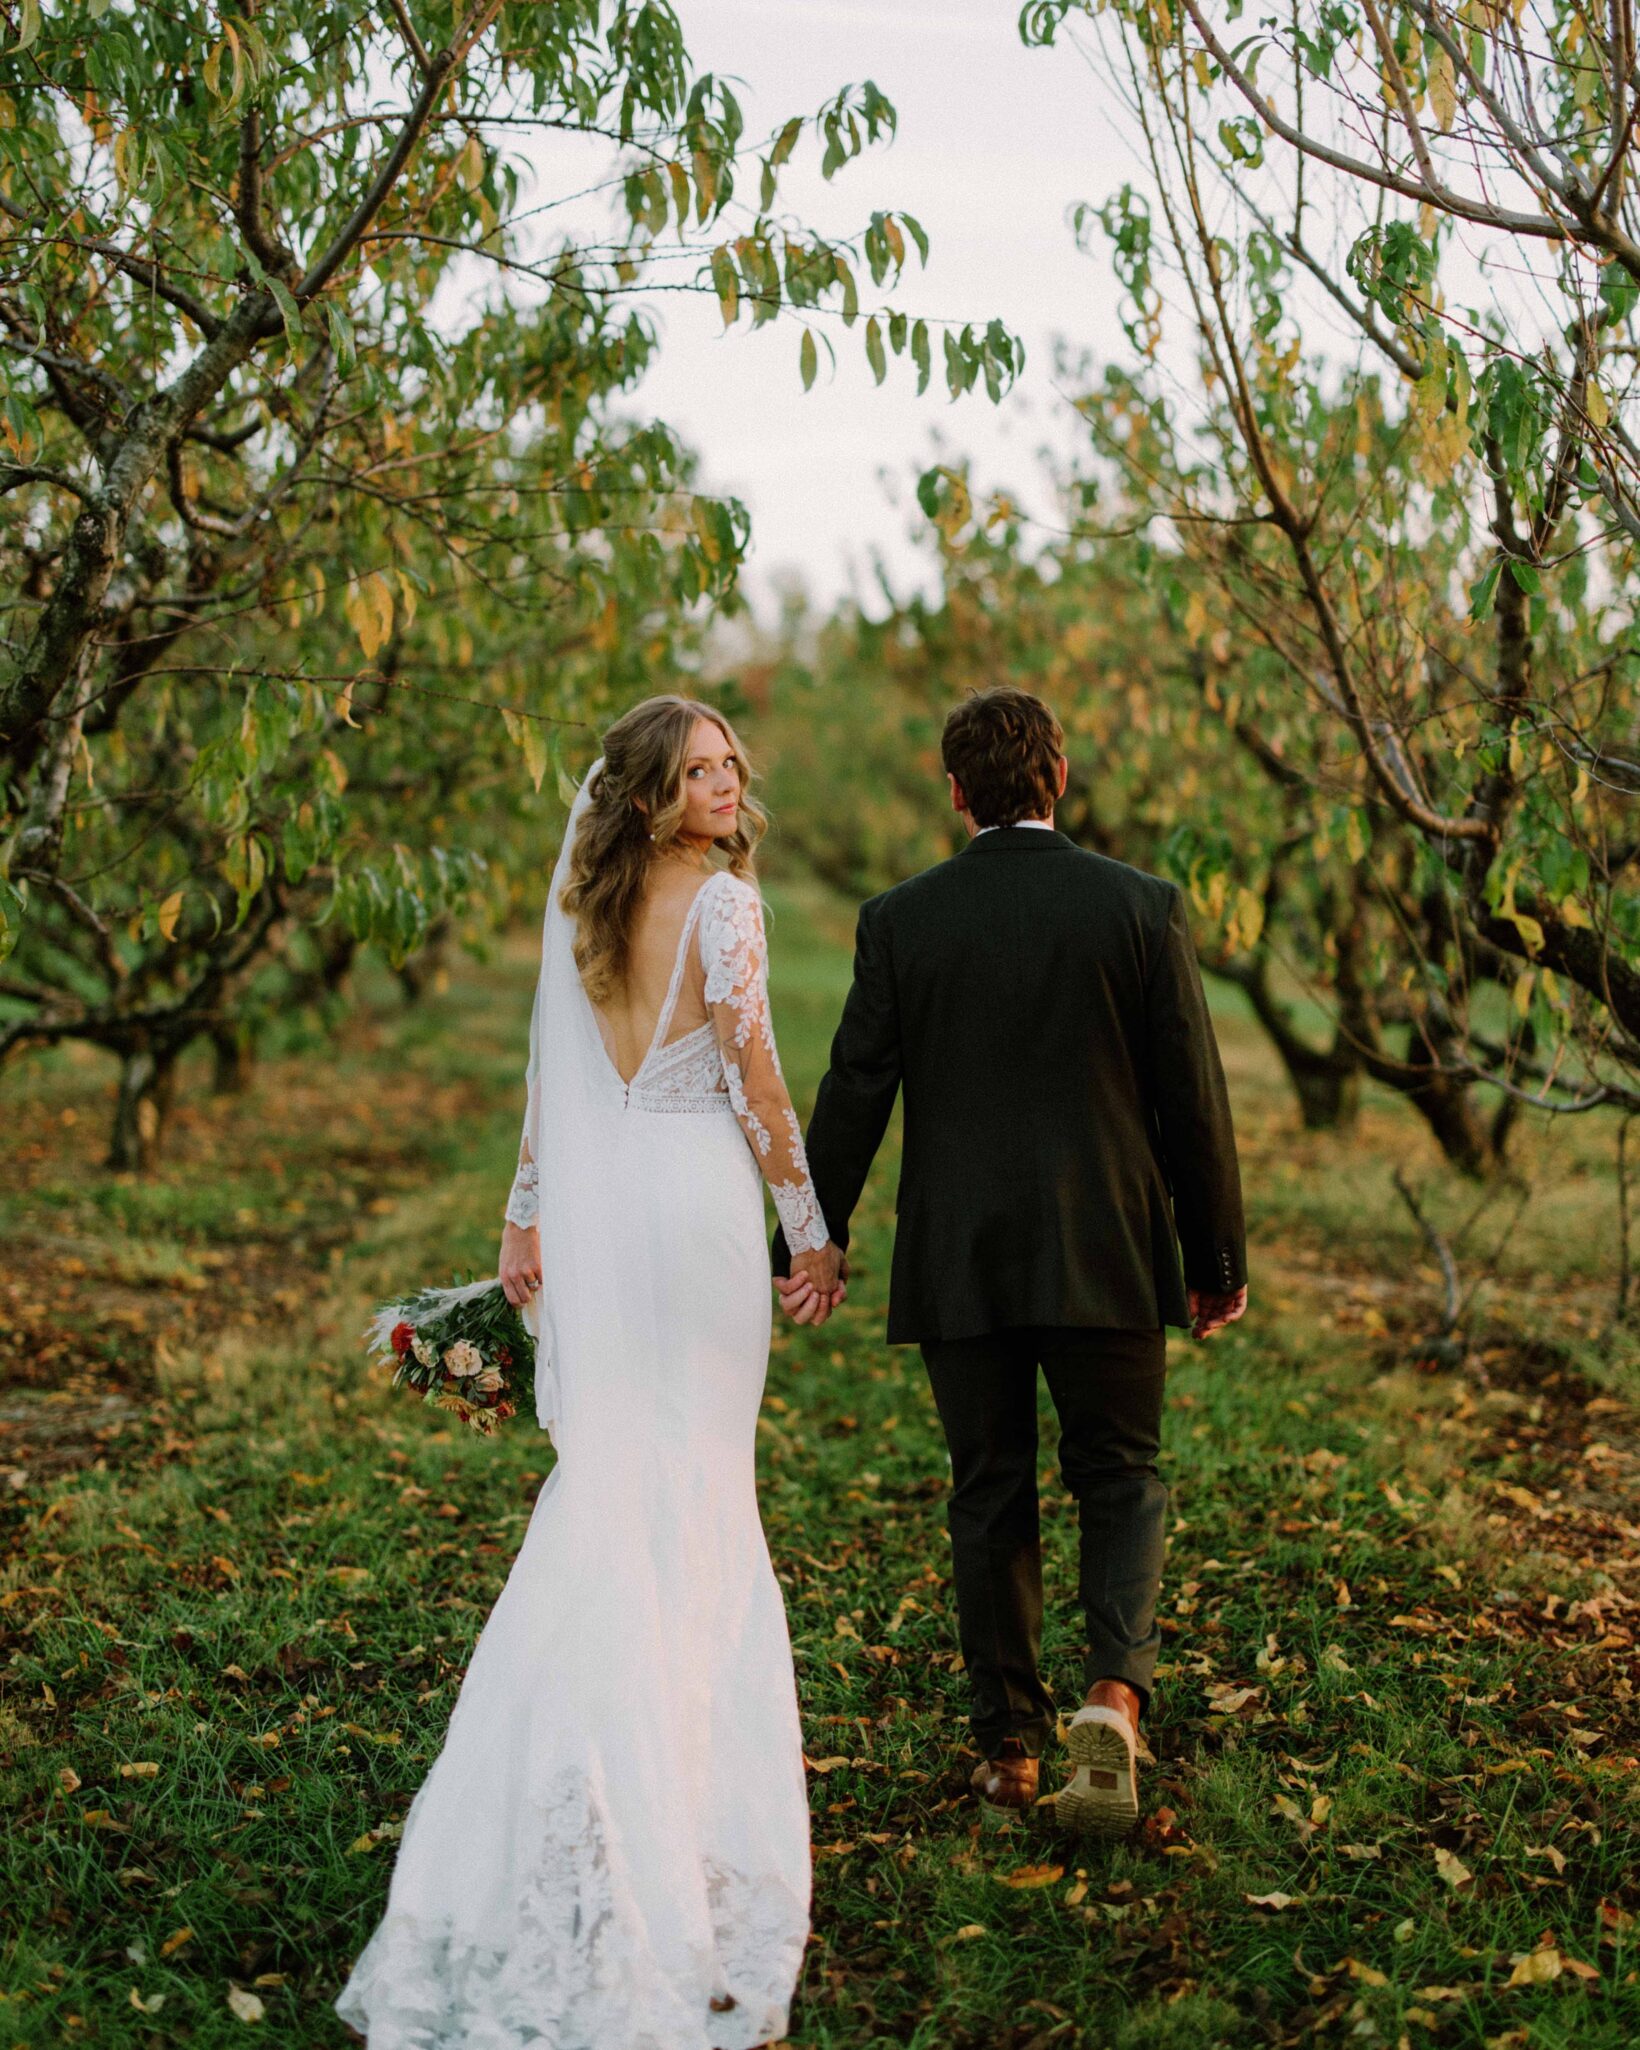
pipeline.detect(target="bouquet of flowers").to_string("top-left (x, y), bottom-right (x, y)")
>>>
top-left (365, 1277), bottom-right (535, 1436)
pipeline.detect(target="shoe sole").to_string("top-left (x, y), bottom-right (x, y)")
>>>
top-left (1055, 1714), bottom-right (1138, 1838)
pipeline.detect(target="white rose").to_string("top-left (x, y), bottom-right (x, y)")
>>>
top-left (411, 1334), bottom-right (437, 1369)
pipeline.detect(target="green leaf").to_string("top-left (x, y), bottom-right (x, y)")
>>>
top-left (710, 245), bottom-right (738, 328)
top-left (770, 115), bottom-right (802, 169)
top-left (14, 0), bottom-right (40, 51)
top-left (1506, 558), bottom-right (1541, 595)
top-left (865, 315), bottom-right (886, 386)
top-left (325, 303), bottom-right (355, 372)
top-left (266, 276), bottom-right (305, 350)
top-left (0, 873), bottom-right (25, 965)
top-left (800, 327), bottom-right (817, 391)
top-left (911, 318), bottom-right (930, 395)
top-left (1468, 559), bottom-right (1502, 622)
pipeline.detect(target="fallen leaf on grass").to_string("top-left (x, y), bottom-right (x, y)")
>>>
top-left (1526, 1842), bottom-right (1567, 1875)
top-left (1320, 1645), bottom-right (1354, 1674)
top-left (342, 1723), bottom-right (402, 1747)
top-left (1433, 1846), bottom-right (1473, 1890)
top-left (79, 1809), bottom-right (126, 1831)
top-left (347, 1821), bottom-right (405, 1855)
top-left (160, 1927), bottom-right (193, 1957)
top-left (129, 1990), bottom-right (166, 2014)
top-left (1245, 1891), bottom-right (1301, 1910)
top-left (1344, 1958), bottom-right (1388, 1986)
top-left (1064, 1880), bottom-right (1088, 1906)
top-left (119, 1761), bottom-right (160, 1779)
top-left (1206, 1683), bottom-right (1263, 1716)
top-left (57, 1767), bottom-right (80, 1793)
top-left (1339, 1843), bottom-right (1383, 1861)
top-left (804, 1756), bottom-right (853, 1774)
top-left (226, 1986), bottom-right (265, 2023)
top-left (952, 1925), bottom-right (987, 1942)
top-left (1507, 1948), bottom-right (1563, 1987)
top-left (996, 1863), bottom-right (1064, 1889)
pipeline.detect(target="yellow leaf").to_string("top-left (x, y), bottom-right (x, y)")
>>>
top-left (1513, 970), bottom-right (1535, 1017)
top-left (1346, 1957), bottom-right (1388, 1986)
top-left (157, 890), bottom-right (183, 942)
top-left (160, 1927), bottom-right (193, 1957)
top-left (1559, 896), bottom-right (1591, 928)
top-left (1507, 1946), bottom-right (1562, 1987)
top-left (1245, 1890), bottom-right (1300, 1910)
top-left (343, 570), bottom-right (394, 661)
top-left (995, 1862), bottom-right (1064, 1889)
top-left (1234, 885), bottom-right (1264, 952)
top-left (58, 1767), bottom-right (81, 1793)
top-left (1433, 1845), bottom-right (1473, 1889)
top-left (226, 1985), bottom-right (266, 2023)
top-left (1586, 380), bottom-right (1610, 429)
top-left (1429, 48), bottom-right (1457, 130)
top-left (521, 717), bottom-right (548, 794)
top-left (129, 1989), bottom-right (166, 2014)
top-left (953, 1924), bottom-right (988, 1941)
top-left (119, 1761), bottom-right (160, 1779)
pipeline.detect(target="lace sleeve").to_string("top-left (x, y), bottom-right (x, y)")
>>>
top-left (505, 1075), bottom-right (539, 1229)
top-left (699, 876), bottom-right (831, 1255)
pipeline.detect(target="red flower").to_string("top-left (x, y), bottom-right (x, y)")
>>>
top-left (389, 1321), bottom-right (415, 1357)
top-left (495, 1400), bottom-right (516, 1420)
top-left (496, 1346), bottom-right (512, 1368)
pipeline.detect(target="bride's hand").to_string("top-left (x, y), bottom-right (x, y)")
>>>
top-left (499, 1222), bottom-right (542, 1308)
top-left (779, 1244), bottom-right (846, 1327)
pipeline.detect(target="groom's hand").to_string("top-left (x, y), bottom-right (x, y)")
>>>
top-left (776, 1246), bottom-right (848, 1327)
top-left (1189, 1284), bottom-right (1247, 1341)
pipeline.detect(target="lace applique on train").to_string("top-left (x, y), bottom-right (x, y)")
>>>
top-left (334, 1768), bottom-right (808, 2050)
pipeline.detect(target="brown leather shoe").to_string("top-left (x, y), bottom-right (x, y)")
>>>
top-left (969, 1735), bottom-right (1039, 1811)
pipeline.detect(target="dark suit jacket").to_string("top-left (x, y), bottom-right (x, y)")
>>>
top-left (775, 825), bottom-right (1246, 1343)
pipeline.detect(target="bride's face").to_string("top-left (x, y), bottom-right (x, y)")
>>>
top-left (677, 717), bottom-right (743, 845)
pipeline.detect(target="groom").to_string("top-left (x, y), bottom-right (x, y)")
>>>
top-left (774, 686), bottom-right (1246, 1834)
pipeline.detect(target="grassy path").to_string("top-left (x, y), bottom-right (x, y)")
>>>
top-left (2, 886), bottom-right (1637, 2048)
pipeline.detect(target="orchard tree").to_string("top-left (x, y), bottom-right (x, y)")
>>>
top-left (0, 0), bottom-right (1021, 1162)
top-left (1015, 0), bottom-right (1640, 1134)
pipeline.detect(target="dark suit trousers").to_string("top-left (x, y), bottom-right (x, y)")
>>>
top-left (920, 1325), bottom-right (1168, 1758)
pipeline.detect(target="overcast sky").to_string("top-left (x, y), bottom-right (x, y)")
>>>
top-left (521, 0), bottom-right (1144, 615)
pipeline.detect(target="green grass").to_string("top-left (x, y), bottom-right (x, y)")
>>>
top-left (1, 884), bottom-right (1637, 2048)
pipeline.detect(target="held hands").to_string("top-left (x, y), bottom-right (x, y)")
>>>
top-left (1189, 1284), bottom-right (1248, 1341)
top-left (774, 1243), bottom-right (848, 1328)
top-left (499, 1221), bottom-right (542, 1309)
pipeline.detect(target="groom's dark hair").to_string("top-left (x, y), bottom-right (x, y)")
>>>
top-left (940, 687), bottom-right (1064, 828)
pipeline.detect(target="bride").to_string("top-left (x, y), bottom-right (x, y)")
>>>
top-left (335, 696), bottom-right (845, 2049)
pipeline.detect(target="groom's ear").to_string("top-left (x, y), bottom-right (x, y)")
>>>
top-left (947, 772), bottom-right (967, 815)
top-left (1055, 754), bottom-right (1069, 799)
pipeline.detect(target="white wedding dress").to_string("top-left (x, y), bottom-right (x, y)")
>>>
top-left (335, 768), bottom-right (831, 2050)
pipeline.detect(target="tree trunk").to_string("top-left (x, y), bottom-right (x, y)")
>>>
top-left (107, 1040), bottom-right (181, 1171)
top-left (1209, 953), bottom-right (1363, 1133)
top-left (210, 1020), bottom-right (254, 1095)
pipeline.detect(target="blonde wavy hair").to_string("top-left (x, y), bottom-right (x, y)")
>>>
top-left (561, 695), bottom-right (767, 1005)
